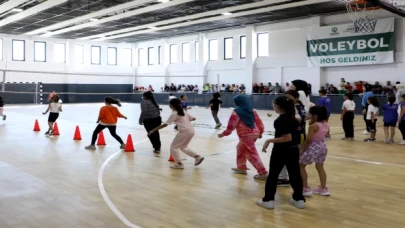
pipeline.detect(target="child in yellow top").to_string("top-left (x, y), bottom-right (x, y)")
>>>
top-left (85, 97), bottom-right (127, 150)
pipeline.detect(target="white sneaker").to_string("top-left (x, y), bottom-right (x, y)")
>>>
top-left (361, 130), bottom-right (370, 135)
top-left (289, 199), bottom-right (305, 209)
top-left (85, 145), bottom-right (96, 150)
top-left (194, 156), bottom-right (205, 166)
top-left (399, 140), bottom-right (405, 145)
top-left (256, 199), bottom-right (274, 209)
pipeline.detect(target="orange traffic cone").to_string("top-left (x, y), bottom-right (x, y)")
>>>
top-left (73, 126), bottom-right (82, 140)
top-left (124, 134), bottom-right (135, 152)
top-left (97, 131), bottom-right (106, 145)
top-left (53, 122), bottom-right (60, 135)
top-left (168, 155), bottom-right (174, 162)
top-left (33, 119), bottom-right (40, 131)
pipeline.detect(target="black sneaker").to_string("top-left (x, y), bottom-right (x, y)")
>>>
top-left (277, 179), bottom-right (290, 187)
top-left (44, 131), bottom-right (49, 135)
top-left (364, 138), bottom-right (376, 142)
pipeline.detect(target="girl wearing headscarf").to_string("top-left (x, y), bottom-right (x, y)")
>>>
top-left (291, 80), bottom-right (311, 112)
top-left (218, 95), bottom-right (268, 180)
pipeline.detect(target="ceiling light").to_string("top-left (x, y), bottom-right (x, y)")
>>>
top-left (221, 12), bottom-right (232, 15)
top-left (89, 18), bottom-right (99, 22)
top-left (11, 8), bottom-right (23, 12)
top-left (157, 0), bottom-right (170, 3)
top-left (148, 26), bottom-right (157, 29)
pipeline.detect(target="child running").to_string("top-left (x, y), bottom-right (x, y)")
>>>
top-left (341, 92), bottom-right (355, 140)
top-left (207, 92), bottom-right (222, 129)
top-left (317, 89), bottom-right (332, 139)
top-left (149, 98), bottom-right (204, 169)
top-left (398, 94), bottom-right (405, 145)
top-left (300, 106), bottom-right (330, 197)
top-left (0, 96), bottom-right (6, 121)
top-left (42, 95), bottom-right (62, 135)
top-left (364, 96), bottom-right (379, 142)
top-left (382, 94), bottom-right (398, 143)
top-left (258, 95), bottom-right (305, 210)
top-left (218, 95), bottom-right (268, 180)
top-left (85, 97), bottom-right (127, 150)
top-left (180, 95), bottom-right (191, 111)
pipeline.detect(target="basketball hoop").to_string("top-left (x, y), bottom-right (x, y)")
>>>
top-left (347, 0), bottom-right (380, 34)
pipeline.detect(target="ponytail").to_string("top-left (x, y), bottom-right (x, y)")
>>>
top-left (169, 98), bottom-right (185, 116)
top-left (105, 96), bottom-right (122, 106)
top-left (273, 95), bottom-right (296, 120)
top-left (143, 91), bottom-right (160, 110)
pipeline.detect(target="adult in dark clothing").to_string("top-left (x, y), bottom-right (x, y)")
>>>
top-left (139, 91), bottom-right (162, 153)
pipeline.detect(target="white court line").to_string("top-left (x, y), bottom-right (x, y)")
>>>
top-left (98, 139), bottom-right (149, 228)
top-left (328, 155), bottom-right (405, 168)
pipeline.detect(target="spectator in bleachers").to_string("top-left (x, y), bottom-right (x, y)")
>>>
top-left (233, 85), bottom-right (241, 94)
top-left (272, 83), bottom-right (283, 94)
top-left (148, 85), bottom-right (154, 92)
top-left (240, 84), bottom-right (246, 92)
top-left (339, 78), bottom-right (346, 94)
top-left (164, 84), bottom-right (169, 92)
top-left (252, 83), bottom-right (259, 93)
top-left (267, 83), bottom-right (274, 93)
top-left (396, 84), bottom-right (405, 104)
top-left (308, 83), bottom-right (312, 95)
top-left (354, 81), bottom-right (364, 94)
top-left (345, 82), bottom-right (353, 92)
top-left (284, 82), bottom-right (291, 92)
top-left (230, 84), bottom-right (236, 93)
top-left (327, 84), bottom-right (338, 94)
top-left (383, 81), bottom-right (394, 95)
top-left (169, 83), bottom-right (177, 92)
top-left (225, 84), bottom-right (231, 92)
top-left (220, 84), bottom-right (226, 92)
top-left (258, 83), bottom-right (265, 93)
top-left (193, 85), bottom-right (199, 93)
top-left (373, 81), bottom-right (383, 95)
top-left (203, 84), bottom-right (210, 92)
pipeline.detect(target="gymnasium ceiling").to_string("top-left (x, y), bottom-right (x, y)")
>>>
top-left (0, 0), bottom-right (403, 43)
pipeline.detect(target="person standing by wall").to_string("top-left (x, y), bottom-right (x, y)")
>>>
top-left (139, 91), bottom-right (162, 153)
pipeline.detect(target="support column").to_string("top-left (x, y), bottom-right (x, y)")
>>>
top-left (162, 39), bottom-right (170, 85)
top-left (198, 33), bottom-right (208, 85)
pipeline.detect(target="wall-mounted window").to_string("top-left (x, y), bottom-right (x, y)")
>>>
top-left (209, 39), bottom-right (218, 61)
top-left (107, 47), bottom-right (117, 65)
top-left (257, 33), bottom-right (269, 57)
top-left (182, 43), bottom-right (190, 63)
top-left (158, 46), bottom-right (162, 65)
top-left (224, 37), bottom-right (233, 60)
top-left (54, 43), bottom-right (66, 63)
top-left (91, 46), bottom-right (101, 64)
top-left (170, 44), bottom-right (177, 64)
top-left (34, 41), bottom-right (46, 62)
top-left (240, 36), bottom-right (246, 59)
top-left (148, 47), bottom-right (155, 65)
top-left (12, 40), bottom-right (25, 61)
top-left (138, 48), bottom-right (146, 66)
top-left (121, 48), bottom-right (132, 66)
top-left (0, 39), bottom-right (3, 60)
top-left (195, 41), bottom-right (199, 62)
top-left (74, 44), bottom-right (84, 64)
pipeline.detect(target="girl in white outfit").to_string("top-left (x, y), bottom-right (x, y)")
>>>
top-left (148, 98), bottom-right (204, 169)
top-left (42, 95), bottom-right (62, 135)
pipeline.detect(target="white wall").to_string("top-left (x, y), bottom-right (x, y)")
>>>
top-left (1, 9), bottom-right (404, 92)
top-left (0, 33), bottom-right (135, 84)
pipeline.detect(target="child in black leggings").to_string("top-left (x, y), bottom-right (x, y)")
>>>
top-left (257, 95), bottom-right (305, 210)
top-left (85, 97), bottom-right (127, 150)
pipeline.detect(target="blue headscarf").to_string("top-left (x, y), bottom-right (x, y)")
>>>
top-left (233, 95), bottom-right (255, 129)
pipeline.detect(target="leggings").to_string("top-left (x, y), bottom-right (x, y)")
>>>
top-left (91, 124), bottom-right (124, 145)
top-left (399, 121), bottom-right (405, 140)
top-left (212, 110), bottom-right (220, 124)
top-left (343, 112), bottom-right (355, 138)
top-left (263, 146), bottom-right (304, 202)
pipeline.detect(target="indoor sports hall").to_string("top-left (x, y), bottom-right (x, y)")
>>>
top-left (1, 0), bottom-right (405, 228)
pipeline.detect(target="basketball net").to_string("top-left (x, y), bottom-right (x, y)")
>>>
top-left (347, 0), bottom-right (380, 34)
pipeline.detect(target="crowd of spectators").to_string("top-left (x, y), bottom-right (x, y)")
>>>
top-left (322, 78), bottom-right (401, 96)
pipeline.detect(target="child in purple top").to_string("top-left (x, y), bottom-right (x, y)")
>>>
top-left (317, 89), bottom-right (331, 139)
top-left (382, 95), bottom-right (398, 143)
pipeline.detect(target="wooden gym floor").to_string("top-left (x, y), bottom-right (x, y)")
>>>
top-left (0, 103), bottom-right (405, 228)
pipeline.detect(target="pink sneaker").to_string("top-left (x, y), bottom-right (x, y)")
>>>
top-left (303, 187), bottom-right (312, 197)
top-left (313, 186), bottom-right (330, 196)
